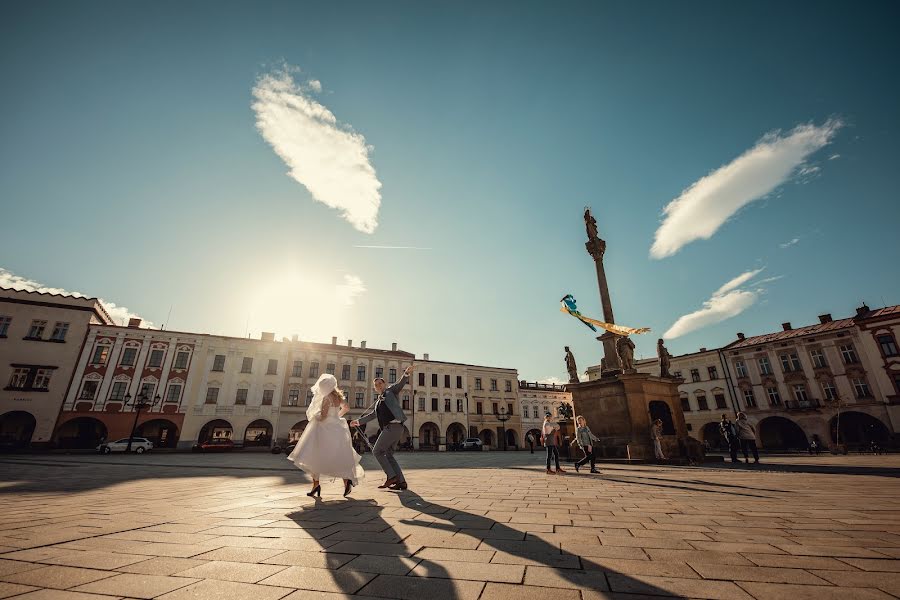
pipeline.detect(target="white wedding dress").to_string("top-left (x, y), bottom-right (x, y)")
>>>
top-left (287, 376), bottom-right (364, 485)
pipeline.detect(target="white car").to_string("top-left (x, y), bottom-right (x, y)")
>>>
top-left (461, 437), bottom-right (484, 451)
top-left (97, 437), bottom-right (154, 454)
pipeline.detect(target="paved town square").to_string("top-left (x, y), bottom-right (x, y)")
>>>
top-left (1, 452), bottom-right (899, 600)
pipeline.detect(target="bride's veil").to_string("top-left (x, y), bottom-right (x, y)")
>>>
top-left (306, 373), bottom-right (338, 421)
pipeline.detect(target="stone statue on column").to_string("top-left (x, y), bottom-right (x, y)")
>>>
top-left (657, 338), bottom-right (672, 378)
top-left (616, 335), bottom-right (636, 373)
top-left (564, 346), bottom-right (580, 384)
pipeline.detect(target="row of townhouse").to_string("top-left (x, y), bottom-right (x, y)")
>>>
top-left (587, 303), bottom-right (900, 452)
top-left (1, 287), bottom-right (551, 451)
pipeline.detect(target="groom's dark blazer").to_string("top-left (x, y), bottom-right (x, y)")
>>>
top-left (358, 375), bottom-right (408, 425)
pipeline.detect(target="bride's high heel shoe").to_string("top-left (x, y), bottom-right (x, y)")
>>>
top-left (307, 481), bottom-right (321, 498)
top-left (343, 479), bottom-right (354, 497)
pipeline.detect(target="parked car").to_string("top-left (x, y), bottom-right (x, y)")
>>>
top-left (192, 439), bottom-right (235, 452)
top-left (97, 437), bottom-right (154, 454)
top-left (461, 437), bottom-right (483, 451)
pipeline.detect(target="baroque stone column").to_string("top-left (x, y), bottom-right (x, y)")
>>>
top-left (584, 208), bottom-right (621, 373)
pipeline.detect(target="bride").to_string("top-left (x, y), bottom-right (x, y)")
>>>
top-left (287, 373), bottom-right (364, 498)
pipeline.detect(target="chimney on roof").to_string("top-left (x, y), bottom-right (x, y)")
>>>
top-left (261, 331), bottom-right (275, 342)
top-left (818, 314), bottom-right (833, 324)
top-left (127, 318), bottom-right (142, 328)
top-left (737, 332), bottom-right (745, 340)
top-left (332, 336), bottom-right (337, 345)
top-left (391, 342), bottom-right (398, 352)
top-left (347, 339), bottom-right (353, 347)
top-left (424, 353), bottom-right (430, 360)
top-left (856, 303), bottom-right (870, 317)
top-left (782, 322), bottom-right (792, 331)
top-left (361, 340), bottom-right (366, 349)
top-left (700, 347), bottom-right (707, 352)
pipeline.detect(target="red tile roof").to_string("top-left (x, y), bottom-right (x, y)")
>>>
top-left (726, 304), bottom-right (900, 349)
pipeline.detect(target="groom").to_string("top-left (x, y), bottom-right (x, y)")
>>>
top-left (351, 364), bottom-right (412, 491)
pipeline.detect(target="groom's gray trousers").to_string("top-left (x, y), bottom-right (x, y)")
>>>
top-left (373, 423), bottom-right (405, 482)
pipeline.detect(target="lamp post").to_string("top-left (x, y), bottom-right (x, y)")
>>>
top-left (497, 406), bottom-right (510, 451)
top-left (123, 391), bottom-right (161, 452)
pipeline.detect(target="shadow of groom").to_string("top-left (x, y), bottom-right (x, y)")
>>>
top-left (280, 488), bottom-right (677, 600)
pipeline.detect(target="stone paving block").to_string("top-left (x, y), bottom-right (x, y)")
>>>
top-left (115, 557), bottom-right (208, 576)
top-left (410, 558), bottom-right (525, 583)
top-left (414, 548), bottom-right (496, 563)
top-left (1, 565), bottom-right (115, 590)
top-left (0, 582), bottom-right (37, 599)
top-left (257, 565), bottom-right (376, 593)
top-left (599, 536), bottom-right (694, 550)
top-left (192, 547), bottom-right (286, 563)
top-left (0, 559), bottom-right (42, 577)
top-left (737, 581), bottom-right (894, 600)
top-left (812, 569), bottom-right (900, 596)
top-left (7, 590), bottom-right (124, 600)
top-left (174, 560), bottom-right (288, 583)
top-left (837, 557), bottom-right (900, 572)
top-left (73, 573), bottom-right (199, 598)
top-left (564, 542), bottom-right (648, 560)
top-left (743, 553), bottom-right (859, 570)
top-left (690, 563), bottom-right (828, 584)
top-left (489, 551), bottom-right (581, 569)
top-left (773, 542), bottom-right (889, 558)
top-left (402, 533), bottom-right (482, 550)
top-left (690, 541), bottom-right (787, 554)
top-left (581, 557), bottom-right (698, 578)
top-left (523, 565), bottom-right (609, 590)
top-left (0, 547), bottom-right (68, 563)
top-left (324, 541), bottom-right (418, 557)
top-left (357, 573), bottom-right (485, 600)
top-left (645, 549), bottom-right (753, 565)
top-left (480, 582), bottom-right (580, 600)
top-left (44, 550), bottom-right (149, 570)
top-left (607, 573), bottom-right (754, 599)
top-left (156, 579), bottom-right (293, 600)
top-left (338, 555), bottom-right (421, 575)
top-left (262, 551), bottom-right (354, 568)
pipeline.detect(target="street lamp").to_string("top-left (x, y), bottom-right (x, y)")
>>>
top-left (497, 406), bottom-right (510, 451)
top-left (123, 391), bottom-right (161, 452)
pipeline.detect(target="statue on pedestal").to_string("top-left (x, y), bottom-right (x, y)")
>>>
top-left (584, 208), bottom-right (606, 260)
top-left (564, 346), bottom-right (580, 384)
top-left (657, 338), bottom-right (673, 378)
top-left (616, 335), bottom-right (636, 373)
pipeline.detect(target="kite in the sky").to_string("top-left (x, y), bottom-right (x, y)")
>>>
top-left (560, 294), bottom-right (651, 337)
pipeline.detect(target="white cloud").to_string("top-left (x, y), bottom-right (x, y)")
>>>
top-left (537, 376), bottom-right (568, 386)
top-left (335, 274), bottom-right (366, 306)
top-left (0, 267), bottom-right (150, 326)
top-left (252, 67), bottom-right (381, 233)
top-left (650, 119), bottom-right (842, 259)
top-left (664, 268), bottom-right (772, 339)
top-left (779, 237), bottom-right (800, 249)
top-left (828, 153), bottom-right (841, 160)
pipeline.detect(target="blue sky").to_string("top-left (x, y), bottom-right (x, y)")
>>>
top-left (2, 1), bottom-right (898, 382)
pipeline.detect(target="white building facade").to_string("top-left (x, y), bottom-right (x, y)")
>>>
top-left (518, 381), bottom-right (573, 447)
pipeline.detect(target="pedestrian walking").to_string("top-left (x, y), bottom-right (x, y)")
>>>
top-left (574, 416), bottom-right (601, 474)
top-left (719, 414), bottom-right (740, 463)
top-left (651, 418), bottom-right (666, 460)
top-left (541, 413), bottom-right (565, 474)
top-left (735, 412), bottom-right (759, 464)
top-left (526, 432), bottom-right (535, 454)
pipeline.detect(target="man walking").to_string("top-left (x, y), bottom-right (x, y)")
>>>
top-left (719, 414), bottom-right (739, 463)
top-left (735, 412), bottom-right (760, 464)
top-left (351, 365), bottom-right (413, 491)
top-left (526, 432), bottom-right (535, 454)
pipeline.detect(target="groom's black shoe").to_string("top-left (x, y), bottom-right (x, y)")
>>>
top-left (388, 480), bottom-right (408, 491)
top-left (378, 477), bottom-right (399, 489)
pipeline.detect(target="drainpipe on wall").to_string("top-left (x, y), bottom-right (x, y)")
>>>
top-left (718, 348), bottom-right (741, 416)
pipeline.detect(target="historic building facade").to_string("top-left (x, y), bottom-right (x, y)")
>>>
top-left (277, 337), bottom-right (415, 448)
top-left (59, 321), bottom-right (204, 449)
top-left (518, 381), bottom-right (573, 447)
top-left (407, 357), bottom-right (469, 450)
top-left (466, 363), bottom-right (520, 449)
top-left (1, 288), bottom-right (113, 448)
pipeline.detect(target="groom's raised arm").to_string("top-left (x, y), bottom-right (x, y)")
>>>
top-left (387, 365), bottom-right (413, 395)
